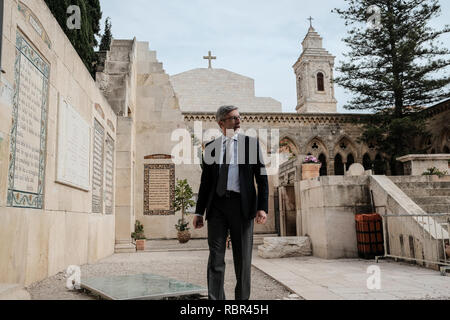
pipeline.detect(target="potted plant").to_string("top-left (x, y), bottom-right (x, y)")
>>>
top-left (422, 167), bottom-right (448, 178)
top-left (301, 155), bottom-right (322, 180)
top-left (131, 220), bottom-right (146, 251)
top-left (173, 179), bottom-right (196, 244)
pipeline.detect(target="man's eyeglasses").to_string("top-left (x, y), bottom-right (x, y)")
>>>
top-left (222, 116), bottom-right (241, 122)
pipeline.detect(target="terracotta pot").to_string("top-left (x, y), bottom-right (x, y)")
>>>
top-left (136, 239), bottom-right (146, 251)
top-left (177, 230), bottom-right (191, 244)
top-left (301, 163), bottom-right (322, 180)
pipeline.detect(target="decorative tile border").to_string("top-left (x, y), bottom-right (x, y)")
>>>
top-left (7, 32), bottom-right (49, 209)
top-left (18, 1), bottom-right (52, 49)
top-left (104, 134), bottom-right (115, 215)
top-left (92, 119), bottom-right (105, 213)
top-left (144, 164), bottom-right (175, 216)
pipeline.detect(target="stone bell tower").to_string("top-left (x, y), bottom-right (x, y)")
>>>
top-left (293, 20), bottom-right (337, 113)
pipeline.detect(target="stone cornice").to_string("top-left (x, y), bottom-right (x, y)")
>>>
top-left (183, 112), bottom-right (371, 125)
top-left (183, 99), bottom-right (450, 124)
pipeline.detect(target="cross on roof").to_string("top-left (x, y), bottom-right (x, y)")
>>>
top-left (308, 16), bottom-right (314, 28)
top-left (203, 51), bottom-right (216, 69)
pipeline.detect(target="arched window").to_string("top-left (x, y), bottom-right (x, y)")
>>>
top-left (363, 153), bottom-right (372, 171)
top-left (334, 154), bottom-right (344, 176)
top-left (319, 154), bottom-right (327, 176)
top-left (346, 154), bottom-right (355, 170)
top-left (373, 154), bottom-right (386, 175)
top-left (317, 72), bottom-right (325, 92)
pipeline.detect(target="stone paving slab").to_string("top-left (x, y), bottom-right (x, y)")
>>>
top-left (252, 254), bottom-right (450, 300)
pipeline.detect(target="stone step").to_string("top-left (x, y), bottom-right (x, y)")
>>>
top-left (418, 204), bottom-right (450, 214)
top-left (115, 243), bottom-right (136, 253)
top-left (402, 188), bottom-right (450, 197)
top-left (395, 182), bottom-right (450, 189)
top-left (413, 196), bottom-right (450, 205)
top-left (0, 284), bottom-right (31, 300)
top-left (389, 176), bottom-right (450, 183)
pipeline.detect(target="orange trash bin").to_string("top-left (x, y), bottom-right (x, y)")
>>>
top-left (355, 213), bottom-right (384, 259)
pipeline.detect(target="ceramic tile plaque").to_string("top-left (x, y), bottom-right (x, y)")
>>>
top-left (92, 119), bottom-right (104, 213)
top-left (144, 164), bottom-right (175, 215)
top-left (104, 134), bottom-right (114, 215)
top-left (7, 32), bottom-right (50, 209)
top-left (56, 97), bottom-right (90, 191)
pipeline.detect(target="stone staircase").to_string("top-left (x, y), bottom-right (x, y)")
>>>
top-left (391, 178), bottom-right (450, 223)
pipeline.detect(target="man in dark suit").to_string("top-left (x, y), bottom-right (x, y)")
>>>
top-left (193, 105), bottom-right (269, 300)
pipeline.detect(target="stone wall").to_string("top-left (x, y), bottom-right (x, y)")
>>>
top-left (299, 176), bottom-right (372, 259)
top-left (0, 0), bottom-right (116, 285)
top-left (133, 42), bottom-right (210, 239)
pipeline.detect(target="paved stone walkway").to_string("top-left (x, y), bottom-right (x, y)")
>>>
top-left (26, 239), bottom-right (450, 300)
top-left (27, 246), bottom-right (294, 300)
top-left (252, 254), bottom-right (450, 300)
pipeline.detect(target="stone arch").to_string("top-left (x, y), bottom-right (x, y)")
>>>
top-left (333, 136), bottom-right (358, 163)
top-left (317, 72), bottom-right (325, 92)
top-left (279, 136), bottom-right (299, 164)
top-left (304, 136), bottom-right (329, 159)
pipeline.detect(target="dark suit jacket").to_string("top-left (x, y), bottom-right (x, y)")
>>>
top-left (195, 134), bottom-right (269, 221)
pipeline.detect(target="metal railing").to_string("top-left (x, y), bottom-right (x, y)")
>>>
top-left (376, 213), bottom-right (450, 274)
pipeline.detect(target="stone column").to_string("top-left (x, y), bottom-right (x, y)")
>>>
top-left (278, 187), bottom-right (286, 236)
top-left (294, 180), bottom-right (302, 236)
top-left (114, 117), bottom-right (136, 252)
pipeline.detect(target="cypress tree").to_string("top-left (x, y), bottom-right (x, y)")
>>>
top-left (44, 0), bottom-right (102, 78)
top-left (99, 17), bottom-right (112, 51)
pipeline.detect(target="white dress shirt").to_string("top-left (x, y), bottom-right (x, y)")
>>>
top-left (195, 133), bottom-right (240, 217)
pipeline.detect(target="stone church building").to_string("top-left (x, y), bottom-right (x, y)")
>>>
top-left (0, 0), bottom-right (448, 287)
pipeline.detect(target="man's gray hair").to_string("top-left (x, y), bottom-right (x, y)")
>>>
top-left (216, 105), bottom-right (238, 123)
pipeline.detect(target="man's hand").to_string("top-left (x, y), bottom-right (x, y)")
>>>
top-left (255, 210), bottom-right (267, 225)
top-left (193, 215), bottom-right (204, 229)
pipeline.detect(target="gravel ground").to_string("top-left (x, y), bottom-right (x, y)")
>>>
top-left (27, 249), bottom-right (298, 300)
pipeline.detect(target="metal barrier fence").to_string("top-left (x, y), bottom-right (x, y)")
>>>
top-left (376, 213), bottom-right (450, 274)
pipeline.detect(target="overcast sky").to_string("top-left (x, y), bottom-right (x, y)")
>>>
top-left (99, 0), bottom-right (450, 113)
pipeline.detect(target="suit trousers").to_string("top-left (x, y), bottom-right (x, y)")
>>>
top-left (207, 191), bottom-right (254, 300)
